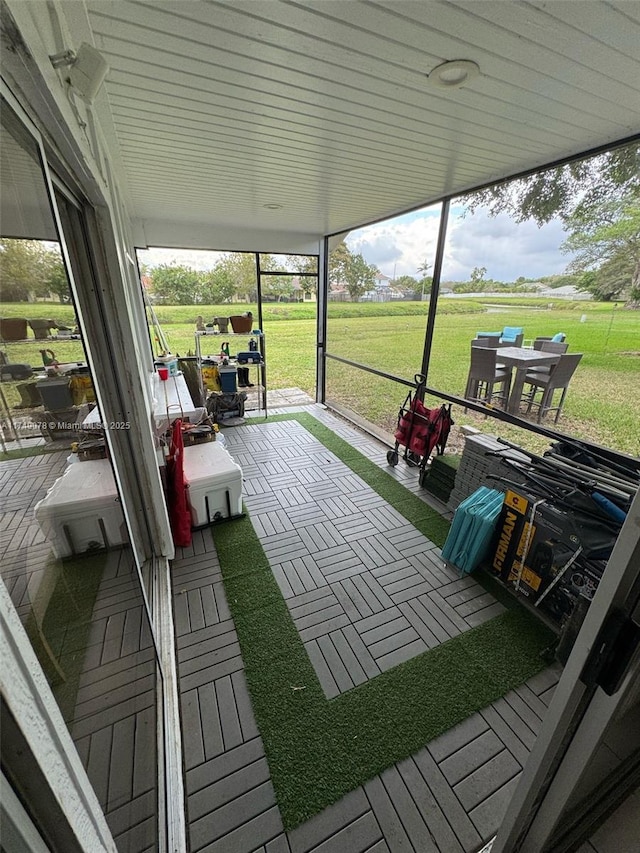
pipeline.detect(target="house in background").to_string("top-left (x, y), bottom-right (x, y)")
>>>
top-left (541, 284), bottom-right (594, 300)
top-left (291, 275), bottom-right (316, 302)
top-left (360, 271), bottom-right (405, 301)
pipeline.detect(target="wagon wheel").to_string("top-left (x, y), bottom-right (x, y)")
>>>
top-left (387, 449), bottom-right (399, 466)
top-left (406, 451), bottom-right (422, 467)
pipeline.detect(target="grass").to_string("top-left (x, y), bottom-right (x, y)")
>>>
top-left (2, 299), bottom-right (638, 455)
top-left (214, 412), bottom-right (555, 828)
top-left (324, 303), bottom-right (640, 456)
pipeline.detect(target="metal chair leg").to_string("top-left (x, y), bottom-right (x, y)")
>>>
top-left (554, 387), bottom-right (568, 423)
top-left (537, 387), bottom-right (554, 422)
top-left (525, 383), bottom-right (538, 415)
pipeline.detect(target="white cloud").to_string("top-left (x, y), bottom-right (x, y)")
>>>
top-left (444, 210), bottom-right (573, 282)
top-left (346, 207), bottom-right (441, 279)
top-left (345, 205), bottom-right (575, 283)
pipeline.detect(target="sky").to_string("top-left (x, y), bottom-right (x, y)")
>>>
top-left (138, 204), bottom-right (575, 284)
top-left (138, 247), bottom-right (229, 273)
top-left (345, 204), bottom-right (574, 283)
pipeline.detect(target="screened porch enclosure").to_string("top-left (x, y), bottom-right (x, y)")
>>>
top-left (2, 1), bottom-right (640, 852)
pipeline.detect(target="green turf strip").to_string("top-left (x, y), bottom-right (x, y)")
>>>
top-left (214, 413), bottom-right (554, 828)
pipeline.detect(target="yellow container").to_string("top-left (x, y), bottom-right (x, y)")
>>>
top-left (201, 363), bottom-right (221, 392)
top-left (70, 373), bottom-right (96, 404)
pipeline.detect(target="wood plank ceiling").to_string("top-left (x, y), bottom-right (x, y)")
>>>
top-left (85, 0), bottom-right (640, 241)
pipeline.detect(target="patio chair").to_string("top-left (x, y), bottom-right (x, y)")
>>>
top-left (472, 337), bottom-right (509, 348)
top-left (476, 331), bottom-right (502, 340)
top-left (464, 345), bottom-right (511, 407)
top-left (532, 340), bottom-right (569, 353)
top-left (529, 340), bottom-right (570, 377)
top-left (501, 326), bottom-right (524, 346)
top-left (522, 353), bottom-right (583, 423)
top-left (535, 332), bottom-right (566, 343)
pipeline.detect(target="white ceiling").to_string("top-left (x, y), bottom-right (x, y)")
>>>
top-left (83, 0), bottom-right (640, 245)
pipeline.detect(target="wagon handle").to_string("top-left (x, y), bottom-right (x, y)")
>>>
top-left (414, 373), bottom-right (426, 386)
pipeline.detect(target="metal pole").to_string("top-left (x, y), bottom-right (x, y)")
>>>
top-left (255, 252), bottom-right (264, 333)
top-left (420, 199), bottom-right (450, 386)
top-left (255, 253), bottom-right (266, 416)
top-left (316, 237), bottom-right (329, 404)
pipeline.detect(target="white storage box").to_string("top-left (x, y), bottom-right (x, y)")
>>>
top-left (34, 459), bottom-right (127, 558)
top-left (183, 442), bottom-right (243, 526)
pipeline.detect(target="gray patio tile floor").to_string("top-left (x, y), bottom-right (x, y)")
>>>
top-left (0, 452), bottom-right (159, 850)
top-left (172, 404), bottom-right (563, 853)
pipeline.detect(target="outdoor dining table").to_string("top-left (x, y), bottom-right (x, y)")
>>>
top-left (497, 346), bottom-right (561, 414)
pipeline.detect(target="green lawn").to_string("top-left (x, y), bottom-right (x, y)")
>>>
top-left (323, 302), bottom-right (640, 456)
top-left (2, 299), bottom-right (638, 455)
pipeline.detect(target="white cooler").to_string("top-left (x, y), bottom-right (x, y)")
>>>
top-left (183, 442), bottom-right (243, 526)
top-left (34, 459), bottom-right (127, 558)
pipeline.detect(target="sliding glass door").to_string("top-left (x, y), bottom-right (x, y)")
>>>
top-left (1, 88), bottom-right (161, 851)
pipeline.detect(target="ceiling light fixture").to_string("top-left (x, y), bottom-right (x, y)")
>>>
top-left (428, 59), bottom-right (480, 89)
top-left (263, 203), bottom-right (283, 210)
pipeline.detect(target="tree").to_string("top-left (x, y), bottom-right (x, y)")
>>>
top-left (563, 191), bottom-right (640, 302)
top-left (463, 144), bottom-right (640, 227)
top-left (578, 251), bottom-right (636, 302)
top-left (328, 242), bottom-right (350, 289)
top-left (0, 238), bottom-right (66, 301)
top-left (43, 250), bottom-right (70, 302)
top-left (470, 266), bottom-right (487, 285)
top-left (261, 274), bottom-right (293, 302)
top-left (415, 260), bottom-right (433, 300)
top-left (462, 142), bottom-right (640, 302)
top-left (345, 255), bottom-right (378, 300)
top-left (214, 253), bottom-right (257, 301)
top-left (285, 255), bottom-right (317, 296)
top-left (329, 243), bottom-right (377, 300)
top-left (538, 273), bottom-right (582, 289)
top-left (150, 264), bottom-right (203, 304)
top-left (201, 266), bottom-right (237, 303)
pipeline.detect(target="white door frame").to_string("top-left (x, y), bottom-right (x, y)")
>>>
top-left (1, 77), bottom-right (185, 853)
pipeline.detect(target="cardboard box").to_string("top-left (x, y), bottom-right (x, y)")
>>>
top-left (490, 488), bottom-right (533, 581)
top-left (154, 357), bottom-right (178, 376)
top-left (489, 488), bottom-right (616, 625)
